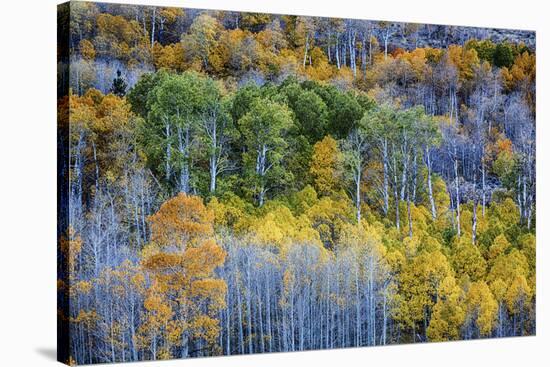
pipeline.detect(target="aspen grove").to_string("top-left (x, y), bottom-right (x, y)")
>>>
top-left (58, 2), bottom-right (536, 365)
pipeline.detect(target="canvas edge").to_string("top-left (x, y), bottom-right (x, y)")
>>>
top-left (58, 1), bottom-right (71, 365)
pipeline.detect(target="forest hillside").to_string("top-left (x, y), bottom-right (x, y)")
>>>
top-left (58, 2), bottom-right (536, 365)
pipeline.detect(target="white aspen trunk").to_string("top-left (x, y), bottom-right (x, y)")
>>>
top-left (209, 119), bottom-right (217, 193)
top-left (407, 186), bottom-right (413, 238)
top-left (382, 140), bottom-right (389, 216)
top-left (426, 147), bottom-right (437, 219)
top-left (368, 32), bottom-right (373, 65)
top-left (246, 257), bottom-right (253, 354)
top-left (412, 153), bottom-right (418, 202)
top-left (257, 144), bottom-right (268, 206)
top-left (185, 126), bottom-right (190, 191)
top-left (355, 166), bottom-right (361, 223)
top-left (454, 148), bottom-right (461, 237)
top-left (341, 39), bottom-right (347, 67)
top-left (517, 175), bottom-right (523, 220)
top-left (393, 154), bottom-right (400, 230)
top-left (349, 30), bottom-right (357, 77)
top-left (210, 157), bottom-right (216, 192)
top-left (327, 30), bottom-right (332, 62)
top-left (150, 7), bottom-right (156, 47)
top-left (164, 118), bottom-right (171, 183)
top-left (481, 159), bottom-right (486, 216)
top-left (527, 150), bottom-right (534, 229)
top-left (176, 125), bottom-right (189, 193)
top-left (355, 264), bottom-right (360, 347)
top-left (522, 173), bottom-right (527, 225)
top-left (335, 36), bottom-right (340, 69)
top-left (361, 37), bottom-right (367, 77)
top-left (303, 33), bottom-right (309, 68)
top-left (236, 271), bottom-right (245, 354)
top-left (472, 171), bottom-right (477, 245)
top-left (400, 144), bottom-right (408, 200)
top-left (382, 291), bottom-right (387, 345)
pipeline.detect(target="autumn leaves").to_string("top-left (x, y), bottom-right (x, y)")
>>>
top-left (141, 194), bottom-right (226, 359)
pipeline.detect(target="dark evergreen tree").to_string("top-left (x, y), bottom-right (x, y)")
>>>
top-left (110, 69), bottom-right (127, 97)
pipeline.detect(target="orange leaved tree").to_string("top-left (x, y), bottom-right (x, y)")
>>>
top-left (139, 193), bottom-right (227, 360)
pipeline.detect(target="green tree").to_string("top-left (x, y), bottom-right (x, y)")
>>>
top-left (280, 82), bottom-right (329, 144)
top-left (141, 72), bottom-right (220, 194)
top-left (493, 42), bottom-right (515, 68)
top-left (127, 70), bottom-right (168, 118)
top-left (238, 98), bottom-right (294, 206)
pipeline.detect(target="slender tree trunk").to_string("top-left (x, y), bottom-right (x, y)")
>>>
top-left (303, 33), bottom-right (309, 68)
top-left (177, 125), bottom-right (190, 193)
top-left (426, 147), bottom-right (437, 219)
top-left (481, 158), bottom-right (486, 216)
top-left (164, 118), bottom-right (171, 183)
top-left (393, 154), bottom-right (400, 230)
top-left (382, 140), bottom-right (389, 216)
top-left (355, 165), bottom-right (361, 223)
top-left (150, 7), bottom-right (156, 47)
top-left (472, 173), bottom-right (477, 244)
top-left (335, 36), bottom-right (340, 69)
top-left (209, 120), bottom-right (217, 193)
top-left (407, 186), bottom-right (413, 238)
top-left (454, 147), bottom-right (461, 237)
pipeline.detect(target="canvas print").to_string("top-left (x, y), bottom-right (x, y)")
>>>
top-left (57, 1), bottom-right (536, 365)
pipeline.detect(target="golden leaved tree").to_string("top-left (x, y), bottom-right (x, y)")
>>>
top-left (139, 194), bottom-right (227, 359)
top-left (310, 135), bottom-right (343, 196)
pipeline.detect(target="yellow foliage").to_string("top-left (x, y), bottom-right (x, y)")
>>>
top-left (397, 249), bottom-right (452, 328)
top-left (447, 45), bottom-right (480, 81)
top-left (310, 135), bottom-right (343, 195)
top-left (306, 195), bottom-right (354, 250)
top-left (505, 275), bottom-right (532, 314)
top-left (451, 236), bottom-right (487, 282)
top-left (488, 234), bottom-right (511, 266)
top-left (465, 281), bottom-right (498, 336)
top-left (248, 204), bottom-right (321, 248)
top-left (79, 39), bottom-right (96, 60)
top-left (427, 276), bottom-right (465, 341)
top-left (487, 248), bottom-right (529, 285)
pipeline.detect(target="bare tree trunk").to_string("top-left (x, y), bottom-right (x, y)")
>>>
top-left (150, 7), bottom-right (156, 47)
top-left (303, 33), bottom-right (309, 68)
top-left (327, 31), bottom-right (332, 62)
top-left (355, 166), bottom-right (361, 223)
top-left (361, 36), bottom-right (367, 78)
top-left (256, 144), bottom-right (268, 206)
top-left (481, 159), bottom-right (486, 216)
top-left (407, 186), bottom-right (413, 238)
top-left (454, 147), bottom-right (461, 237)
top-left (425, 147), bottom-right (437, 219)
top-left (472, 171), bottom-right (477, 244)
top-left (335, 36), bottom-right (340, 69)
top-left (382, 139), bottom-right (389, 216)
top-left (177, 125), bottom-right (189, 193)
top-left (164, 118), bottom-right (171, 183)
top-left (393, 154), bottom-right (400, 230)
top-left (209, 116), bottom-right (218, 193)
top-left (368, 32), bottom-right (373, 65)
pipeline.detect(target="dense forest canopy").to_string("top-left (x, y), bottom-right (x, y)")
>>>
top-left (58, 1), bottom-right (535, 365)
